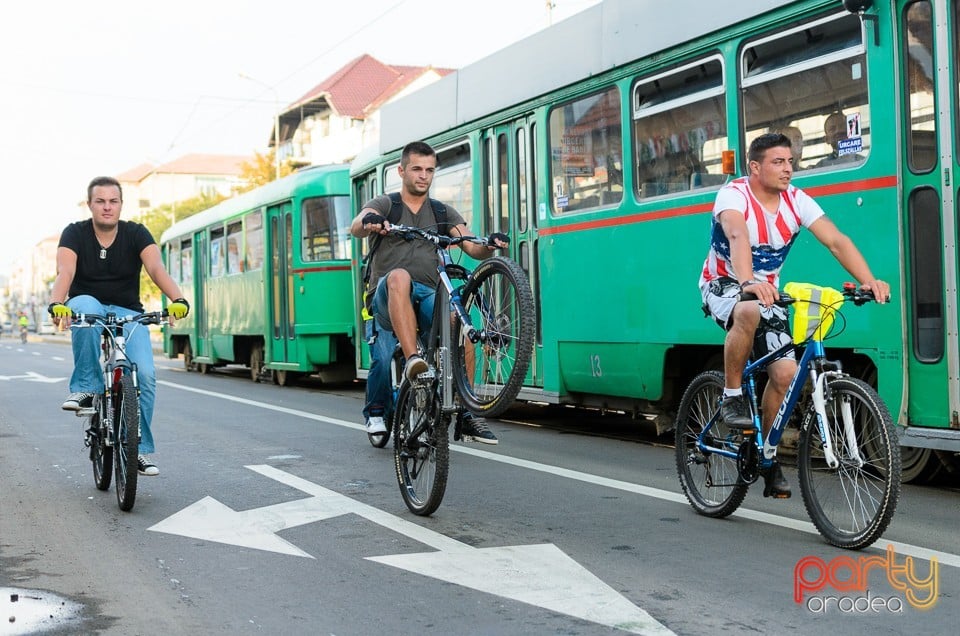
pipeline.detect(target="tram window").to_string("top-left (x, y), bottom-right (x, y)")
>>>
top-left (904, 1), bottom-right (936, 173)
top-left (181, 240), bottom-right (193, 283)
top-left (209, 227), bottom-right (225, 278)
top-left (245, 211), bottom-right (264, 271)
top-left (168, 243), bottom-right (181, 282)
top-left (517, 128), bottom-right (527, 233)
top-left (549, 86), bottom-right (622, 214)
top-left (302, 195), bottom-right (351, 261)
top-left (741, 12), bottom-right (869, 171)
top-left (633, 56), bottom-right (726, 198)
top-left (431, 142), bottom-right (472, 228)
top-left (909, 187), bottom-right (944, 362)
top-left (226, 221), bottom-right (242, 274)
top-left (384, 161), bottom-right (401, 194)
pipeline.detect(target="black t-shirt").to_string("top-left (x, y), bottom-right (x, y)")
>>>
top-left (58, 219), bottom-right (156, 311)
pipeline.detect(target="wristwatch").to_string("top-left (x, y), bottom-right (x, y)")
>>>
top-left (739, 279), bottom-right (762, 290)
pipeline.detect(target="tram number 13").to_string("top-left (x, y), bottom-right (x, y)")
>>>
top-left (590, 354), bottom-right (602, 377)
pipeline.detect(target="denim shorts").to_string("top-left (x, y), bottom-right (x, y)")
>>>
top-left (371, 272), bottom-right (436, 337)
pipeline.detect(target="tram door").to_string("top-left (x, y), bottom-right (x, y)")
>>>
top-left (897, 0), bottom-right (957, 430)
top-left (193, 231), bottom-right (210, 360)
top-left (267, 201), bottom-right (297, 365)
top-left (482, 117), bottom-right (543, 388)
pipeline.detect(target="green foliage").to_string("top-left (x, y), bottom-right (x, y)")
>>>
top-left (138, 192), bottom-right (227, 308)
top-left (236, 149), bottom-right (292, 193)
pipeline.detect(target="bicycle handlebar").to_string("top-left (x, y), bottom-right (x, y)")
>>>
top-left (740, 283), bottom-right (877, 307)
top-left (70, 310), bottom-right (169, 328)
top-left (383, 224), bottom-right (499, 249)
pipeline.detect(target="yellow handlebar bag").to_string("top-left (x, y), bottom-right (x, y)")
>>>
top-left (783, 282), bottom-right (845, 343)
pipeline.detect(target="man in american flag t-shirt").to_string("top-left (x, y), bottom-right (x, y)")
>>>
top-left (699, 132), bottom-right (890, 498)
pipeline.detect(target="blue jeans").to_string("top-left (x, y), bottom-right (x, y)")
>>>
top-left (363, 318), bottom-right (396, 420)
top-left (67, 295), bottom-right (158, 454)
top-left (365, 275), bottom-right (435, 421)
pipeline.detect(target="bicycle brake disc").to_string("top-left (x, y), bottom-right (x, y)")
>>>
top-left (737, 440), bottom-right (761, 484)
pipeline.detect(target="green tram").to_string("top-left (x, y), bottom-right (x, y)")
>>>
top-left (159, 163), bottom-right (355, 386)
top-left (349, 0), bottom-right (960, 481)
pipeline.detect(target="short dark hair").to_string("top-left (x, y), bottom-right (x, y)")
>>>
top-left (87, 176), bottom-right (123, 203)
top-left (400, 141), bottom-right (436, 168)
top-left (748, 133), bottom-right (792, 163)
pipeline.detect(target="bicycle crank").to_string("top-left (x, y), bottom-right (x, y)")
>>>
top-left (737, 439), bottom-right (761, 484)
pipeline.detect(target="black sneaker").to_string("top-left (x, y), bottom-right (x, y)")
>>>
top-left (62, 392), bottom-right (95, 411)
top-left (762, 461), bottom-right (791, 498)
top-left (138, 455), bottom-right (159, 476)
top-left (458, 413), bottom-right (498, 445)
top-left (720, 395), bottom-right (753, 429)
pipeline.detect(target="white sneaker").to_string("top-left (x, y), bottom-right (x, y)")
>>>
top-left (366, 416), bottom-right (387, 435)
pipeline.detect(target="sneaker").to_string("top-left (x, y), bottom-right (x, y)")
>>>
top-left (458, 413), bottom-right (499, 445)
top-left (366, 415), bottom-right (387, 435)
top-left (137, 455), bottom-right (159, 476)
top-left (404, 354), bottom-right (428, 383)
top-left (62, 392), bottom-right (95, 411)
top-left (762, 460), bottom-right (791, 498)
top-left (720, 395), bottom-right (753, 429)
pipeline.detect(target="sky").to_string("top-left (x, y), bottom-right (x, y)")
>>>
top-left (0, 0), bottom-right (599, 275)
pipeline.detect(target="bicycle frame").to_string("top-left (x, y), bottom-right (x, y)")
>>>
top-left (697, 336), bottom-right (855, 471)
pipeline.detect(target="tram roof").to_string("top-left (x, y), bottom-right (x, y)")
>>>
top-left (159, 163), bottom-right (348, 244)
top-left (377, 0), bottom-right (794, 154)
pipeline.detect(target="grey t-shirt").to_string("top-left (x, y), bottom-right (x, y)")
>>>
top-left (364, 194), bottom-right (465, 288)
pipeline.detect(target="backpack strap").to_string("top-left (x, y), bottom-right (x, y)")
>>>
top-left (362, 193), bottom-right (450, 285)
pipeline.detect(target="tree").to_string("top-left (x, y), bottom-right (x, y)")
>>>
top-left (236, 149), bottom-right (293, 193)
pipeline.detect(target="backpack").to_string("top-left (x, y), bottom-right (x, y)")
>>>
top-left (360, 192), bottom-right (449, 309)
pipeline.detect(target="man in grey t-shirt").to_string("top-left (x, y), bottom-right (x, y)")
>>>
top-left (350, 141), bottom-right (508, 443)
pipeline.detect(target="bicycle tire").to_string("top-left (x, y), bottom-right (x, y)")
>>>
top-left (368, 349), bottom-right (404, 449)
top-left (114, 373), bottom-right (140, 512)
top-left (797, 376), bottom-right (900, 549)
top-left (675, 371), bottom-right (749, 518)
top-left (393, 381), bottom-right (449, 516)
top-left (90, 397), bottom-right (112, 491)
top-left (452, 256), bottom-right (535, 418)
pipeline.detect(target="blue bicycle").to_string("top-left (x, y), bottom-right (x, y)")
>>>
top-left (675, 283), bottom-right (901, 549)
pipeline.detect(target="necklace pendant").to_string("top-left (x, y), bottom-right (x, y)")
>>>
top-left (99, 248), bottom-right (107, 260)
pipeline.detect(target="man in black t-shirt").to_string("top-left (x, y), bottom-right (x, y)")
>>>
top-left (48, 176), bottom-right (190, 476)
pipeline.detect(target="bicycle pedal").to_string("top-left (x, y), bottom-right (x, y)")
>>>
top-left (75, 408), bottom-right (96, 417)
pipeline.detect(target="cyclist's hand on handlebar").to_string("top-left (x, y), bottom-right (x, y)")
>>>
top-left (362, 212), bottom-right (389, 235)
top-left (168, 298), bottom-right (190, 321)
top-left (486, 232), bottom-right (509, 250)
top-left (740, 279), bottom-right (779, 308)
top-left (48, 302), bottom-right (72, 328)
top-left (859, 279), bottom-right (890, 304)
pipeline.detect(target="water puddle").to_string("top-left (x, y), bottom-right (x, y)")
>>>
top-left (1, 587), bottom-right (83, 635)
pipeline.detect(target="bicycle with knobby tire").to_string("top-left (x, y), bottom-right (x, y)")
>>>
top-left (71, 310), bottom-right (169, 512)
top-left (675, 282), bottom-right (900, 549)
top-left (381, 224), bottom-right (535, 515)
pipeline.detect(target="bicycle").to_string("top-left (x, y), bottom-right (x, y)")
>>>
top-left (71, 310), bottom-right (169, 512)
top-left (675, 282), bottom-right (901, 549)
top-left (379, 224), bottom-right (535, 515)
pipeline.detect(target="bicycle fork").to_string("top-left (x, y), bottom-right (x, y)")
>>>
top-left (808, 369), bottom-right (864, 469)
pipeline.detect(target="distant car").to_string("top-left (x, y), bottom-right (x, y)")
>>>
top-left (37, 320), bottom-right (57, 335)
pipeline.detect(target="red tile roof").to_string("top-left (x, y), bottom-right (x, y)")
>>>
top-left (116, 162), bottom-right (155, 183)
top-left (289, 54), bottom-right (455, 118)
top-left (152, 154), bottom-right (251, 176)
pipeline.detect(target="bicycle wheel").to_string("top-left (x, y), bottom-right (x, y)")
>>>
top-left (797, 376), bottom-right (901, 550)
top-left (675, 371), bottom-right (749, 517)
top-left (369, 348), bottom-right (404, 449)
top-left (393, 381), bottom-right (449, 516)
top-left (113, 373), bottom-right (140, 512)
top-left (453, 256), bottom-right (535, 418)
top-left (90, 397), bottom-right (113, 491)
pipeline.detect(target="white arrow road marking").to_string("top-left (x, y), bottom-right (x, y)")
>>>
top-left (149, 465), bottom-right (673, 635)
top-left (0, 371), bottom-right (65, 383)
